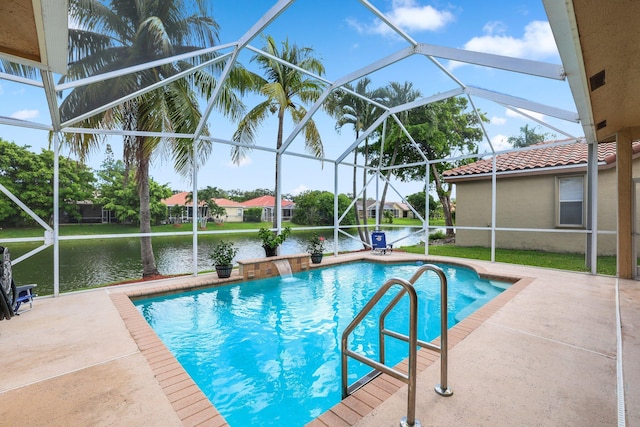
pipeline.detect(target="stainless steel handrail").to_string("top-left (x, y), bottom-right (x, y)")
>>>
top-left (379, 264), bottom-right (453, 397)
top-left (340, 264), bottom-right (453, 427)
top-left (341, 277), bottom-right (420, 427)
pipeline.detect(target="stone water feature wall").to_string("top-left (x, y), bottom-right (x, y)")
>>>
top-left (237, 253), bottom-right (310, 280)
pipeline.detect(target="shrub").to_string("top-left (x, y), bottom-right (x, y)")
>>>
top-left (210, 241), bottom-right (239, 266)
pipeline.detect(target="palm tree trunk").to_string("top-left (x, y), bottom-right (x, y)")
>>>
top-left (362, 138), bottom-right (370, 246)
top-left (379, 139), bottom-right (401, 221)
top-left (273, 110), bottom-right (285, 229)
top-left (431, 163), bottom-right (454, 236)
top-left (138, 148), bottom-right (159, 277)
top-left (352, 150), bottom-right (366, 247)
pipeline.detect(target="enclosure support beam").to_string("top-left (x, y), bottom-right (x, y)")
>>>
top-left (491, 155), bottom-right (497, 263)
top-left (616, 131), bottom-right (634, 278)
top-left (586, 141), bottom-right (598, 274)
top-left (334, 163), bottom-right (340, 256)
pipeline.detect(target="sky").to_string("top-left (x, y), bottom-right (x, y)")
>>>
top-left (0, 0), bottom-right (585, 200)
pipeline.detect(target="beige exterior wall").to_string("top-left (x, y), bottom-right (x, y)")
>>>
top-left (222, 206), bottom-right (244, 223)
top-left (454, 160), bottom-right (640, 256)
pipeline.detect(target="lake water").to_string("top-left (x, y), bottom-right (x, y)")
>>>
top-left (6, 227), bottom-right (436, 295)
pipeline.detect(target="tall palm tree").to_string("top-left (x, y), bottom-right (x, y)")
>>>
top-left (378, 81), bottom-right (421, 211)
top-left (62, 0), bottom-right (247, 277)
top-left (232, 35), bottom-right (326, 228)
top-left (325, 78), bottom-right (386, 247)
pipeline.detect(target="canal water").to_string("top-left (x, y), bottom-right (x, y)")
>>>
top-left (7, 227), bottom-right (434, 295)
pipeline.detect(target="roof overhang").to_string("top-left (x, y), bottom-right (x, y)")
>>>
top-left (544, 0), bottom-right (640, 143)
top-left (0, 0), bottom-right (68, 74)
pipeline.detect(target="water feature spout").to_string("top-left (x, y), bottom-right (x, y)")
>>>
top-left (272, 259), bottom-right (293, 278)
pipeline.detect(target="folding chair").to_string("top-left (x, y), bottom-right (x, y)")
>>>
top-left (371, 231), bottom-right (392, 255)
top-left (14, 284), bottom-right (37, 314)
top-left (0, 245), bottom-right (37, 317)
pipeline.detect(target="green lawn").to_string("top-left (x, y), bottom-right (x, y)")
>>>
top-left (0, 218), bottom-right (430, 238)
top-left (403, 244), bottom-right (617, 276)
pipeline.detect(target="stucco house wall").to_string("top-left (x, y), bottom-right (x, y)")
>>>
top-left (220, 205), bottom-right (244, 223)
top-left (447, 140), bottom-right (640, 256)
top-left (454, 170), bottom-right (621, 254)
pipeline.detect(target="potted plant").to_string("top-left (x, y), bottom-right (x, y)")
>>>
top-left (306, 234), bottom-right (326, 264)
top-left (210, 240), bottom-right (238, 278)
top-left (258, 227), bottom-right (291, 257)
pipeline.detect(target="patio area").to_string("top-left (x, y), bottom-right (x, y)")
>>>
top-left (0, 252), bottom-right (637, 426)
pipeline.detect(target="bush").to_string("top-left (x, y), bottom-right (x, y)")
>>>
top-left (429, 230), bottom-right (446, 241)
top-left (243, 207), bottom-right (263, 222)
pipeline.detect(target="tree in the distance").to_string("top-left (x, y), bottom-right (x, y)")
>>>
top-left (0, 138), bottom-right (95, 227)
top-left (507, 124), bottom-right (549, 148)
top-left (374, 97), bottom-right (486, 236)
top-left (96, 152), bottom-right (171, 225)
top-left (292, 190), bottom-right (355, 226)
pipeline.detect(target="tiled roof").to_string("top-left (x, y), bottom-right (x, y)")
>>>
top-left (443, 139), bottom-right (640, 179)
top-left (213, 198), bottom-right (244, 208)
top-left (162, 191), bottom-right (200, 206)
top-left (161, 192), bottom-right (243, 207)
top-left (243, 195), bottom-right (295, 208)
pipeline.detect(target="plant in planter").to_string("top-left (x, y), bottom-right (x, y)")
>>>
top-left (306, 234), bottom-right (326, 264)
top-left (210, 240), bottom-right (239, 278)
top-left (258, 227), bottom-right (291, 257)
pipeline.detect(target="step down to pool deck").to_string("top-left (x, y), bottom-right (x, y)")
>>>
top-left (347, 369), bottom-right (383, 396)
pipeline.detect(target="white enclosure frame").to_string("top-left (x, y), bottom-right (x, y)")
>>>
top-left (0, 0), bottom-right (596, 296)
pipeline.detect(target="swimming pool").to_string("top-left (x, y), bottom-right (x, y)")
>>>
top-left (135, 261), bottom-right (510, 426)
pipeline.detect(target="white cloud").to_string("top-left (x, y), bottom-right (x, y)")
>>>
top-left (490, 116), bottom-right (507, 125)
top-left (10, 109), bottom-right (39, 120)
top-left (348, 0), bottom-right (455, 36)
top-left (489, 134), bottom-right (511, 151)
top-left (229, 156), bottom-right (252, 167)
top-left (290, 184), bottom-right (309, 196)
top-left (449, 20), bottom-right (558, 70)
top-left (505, 107), bottom-right (545, 122)
top-left (482, 21), bottom-right (507, 35)
top-left (464, 20), bottom-right (557, 59)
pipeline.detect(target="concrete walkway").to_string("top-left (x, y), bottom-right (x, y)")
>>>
top-left (0, 253), bottom-right (635, 426)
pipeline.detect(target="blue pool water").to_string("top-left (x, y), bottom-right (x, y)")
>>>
top-left (135, 262), bottom-right (510, 426)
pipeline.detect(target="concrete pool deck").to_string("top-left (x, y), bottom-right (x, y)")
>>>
top-left (0, 252), bottom-right (637, 426)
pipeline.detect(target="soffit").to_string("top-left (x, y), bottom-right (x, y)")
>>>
top-left (0, 0), bottom-right (68, 74)
top-left (572, 0), bottom-right (640, 142)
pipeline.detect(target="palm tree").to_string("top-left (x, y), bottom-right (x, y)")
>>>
top-left (232, 35), bottom-right (326, 228)
top-left (378, 81), bottom-right (421, 212)
top-left (325, 78), bottom-right (386, 247)
top-left (186, 186), bottom-right (224, 227)
top-left (61, 0), bottom-right (247, 277)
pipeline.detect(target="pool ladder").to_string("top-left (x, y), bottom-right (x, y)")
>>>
top-left (340, 264), bottom-right (453, 427)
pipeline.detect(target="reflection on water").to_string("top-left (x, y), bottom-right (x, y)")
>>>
top-left (7, 227), bottom-right (436, 295)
